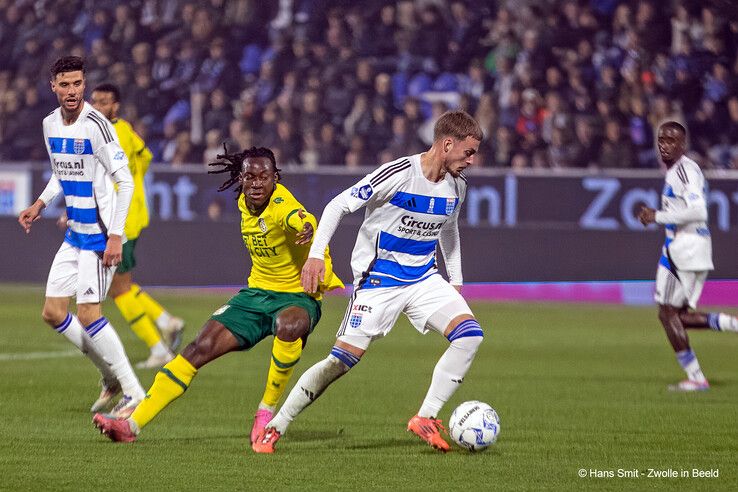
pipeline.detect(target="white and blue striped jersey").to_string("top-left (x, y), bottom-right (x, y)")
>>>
top-left (655, 155), bottom-right (713, 272)
top-left (310, 154), bottom-right (466, 288)
top-left (41, 103), bottom-right (129, 251)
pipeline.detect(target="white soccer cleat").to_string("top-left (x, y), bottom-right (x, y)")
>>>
top-left (90, 379), bottom-right (121, 413)
top-left (110, 394), bottom-right (143, 419)
top-left (668, 379), bottom-right (710, 392)
top-left (135, 351), bottom-right (175, 369)
top-left (160, 317), bottom-right (185, 352)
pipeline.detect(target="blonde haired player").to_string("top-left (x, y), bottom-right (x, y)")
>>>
top-left (93, 146), bottom-right (344, 445)
top-left (88, 83), bottom-right (184, 373)
top-left (254, 110), bottom-right (485, 453)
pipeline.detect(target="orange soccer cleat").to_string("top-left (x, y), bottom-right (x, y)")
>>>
top-left (252, 427), bottom-right (281, 453)
top-left (407, 415), bottom-right (450, 452)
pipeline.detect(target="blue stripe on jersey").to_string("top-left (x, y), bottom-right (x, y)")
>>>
top-left (48, 137), bottom-right (93, 155)
top-left (361, 273), bottom-right (437, 289)
top-left (663, 184), bottom-right (675, 198)
top-left (66, 206), bottom-right (98, 224)
top-left (65, 229), bottom-right (107, 251)
top-left (389, 191), bottom-right (458, 216)
top-left (659, 254), bottom-right (671, 269)
top-left (665, 224), bottom-right (676, 232)
top-left (378, 231), bottom-right (437, 256)
top-left (60, 180), bottom-right (93, 197)
top-left (371, 257), bottom-right (436, 280)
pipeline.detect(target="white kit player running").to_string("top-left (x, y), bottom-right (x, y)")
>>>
top-left (18, 56), bottom-right (145, 417)
top-left (253, 110), bottom-right (485, 453)
top-left (638, 121), bottom-right (738, 392)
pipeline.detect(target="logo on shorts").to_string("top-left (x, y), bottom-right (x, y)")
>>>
top-left (351, 184), bottom-right (373, 200)
top-left (74, 139), bottom-right (86, 154)
top-left (83, 287), bottom-right (95, 296)
top-left (258, 218), bottom-right (267, 233)
top-left (213, 305), bottom-right (230, 316)
top-left (349, 314), bottom-right (363, 328)
top-left (352, 304), bottom-right (372, 313)
top-left (113, 150), bottom-right (125, 160)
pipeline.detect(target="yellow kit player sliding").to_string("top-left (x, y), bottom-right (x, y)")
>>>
top-left (93, 146), bottom-right (343, 445)
top-left (90, 83), bottom-right (184, 372)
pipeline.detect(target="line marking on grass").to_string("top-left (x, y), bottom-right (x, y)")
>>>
top-left (0, 350), bottom-right (81, 361)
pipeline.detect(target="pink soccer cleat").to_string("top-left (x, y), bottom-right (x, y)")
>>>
top-left (407, 415), bottom-right (450, 452)
top-left (250, 408), bottom-right (274, 444)
top-left (252, 427), bottom-right (281, 453)
top-left (93, 413), bottom-right (138, 443)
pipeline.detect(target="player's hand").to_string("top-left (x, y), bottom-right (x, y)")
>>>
top-left (18, 201), bottom-right (44, 234)
top-left (638, 206), bottom-right (656, 226)
top-left (56, 211), bottom-right (68, 230)
top-left (301, 257), bottom-right (325, 294)
top-left (103, 234), bottom-right (123, 267)
top-left (295, 222), bottom-right (314, 245)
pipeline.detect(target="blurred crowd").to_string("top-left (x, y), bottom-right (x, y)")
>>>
top-left (1, 0), bottom-right (738, 169)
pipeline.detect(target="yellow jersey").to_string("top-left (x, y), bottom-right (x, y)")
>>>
top-left (112, 118), bottom-right (152, 239)
top-left (238, 183), bottom-right (344, 299)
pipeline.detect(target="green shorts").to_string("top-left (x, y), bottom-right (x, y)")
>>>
top-left (210, 288), bottom-right (322, 350)
top-left (117, 238), bottom-right (137, 274)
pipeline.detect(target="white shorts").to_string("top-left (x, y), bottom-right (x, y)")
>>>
top-left (46, 242), bottom-right (115, 304)
top-left (336, 274), bottom-right (474, 350)
top-left (654, 264), bottom-right (708, 309)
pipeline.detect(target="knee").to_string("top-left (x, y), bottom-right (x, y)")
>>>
top-left (275, 317), bottom-right (309, 342)
top-left (42, 305), bottom-right (66, 326)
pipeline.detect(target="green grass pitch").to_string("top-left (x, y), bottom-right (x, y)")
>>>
top-left (0, 285), bottom-right (736, 490)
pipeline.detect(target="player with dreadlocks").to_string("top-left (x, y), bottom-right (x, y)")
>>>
top-left (93, 146), bottom-right (344, 445)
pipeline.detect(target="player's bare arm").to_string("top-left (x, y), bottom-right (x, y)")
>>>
top-left (18, 199), bottom-right (46, 234)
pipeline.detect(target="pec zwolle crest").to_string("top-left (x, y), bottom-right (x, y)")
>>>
top-left (258, 218), bottom-right (267, 233)
top-left (349, 313), bottom-right (362, 328)
top-left (446, 198), bottom-right (455, 215)
top-left (74, 139), bottom-right (86, 154)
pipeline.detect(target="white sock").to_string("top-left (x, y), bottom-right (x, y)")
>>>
top-left (150, 341), bottom-right (172, 358)
top-left (710, 313), bottom-right (738, 332)
top-left (54, 313), bottom-right (115, 383)
top-left (269, 352), bottom-right (353, 434)
top-left (84, 317), bottom-right (145, 399)
top-left (155, 312), bottom-right (173, 330)
top-left (418, 335), bottom-right (483, 418)
top-left (676, 349), bottom-right (706, 383)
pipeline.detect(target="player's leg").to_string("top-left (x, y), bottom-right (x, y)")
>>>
top-left (110, 267), bottom-right (174, 368)
top-left (44, 242), bottom-right (120, 409)
top-left (251, 305), bottom-right (312, 443)
top-left (132, 283), bottom-right (185, 351)
top-left (655, 267), bottom-right (709, 391)
top-left (254, 287), bottom-right (402, 453)
top-left (94, 319), bottom-right (241, 442)
top-left (405, 276), bottom-right (483, 452)
top-left (679, 308), bottom-right (738, 333)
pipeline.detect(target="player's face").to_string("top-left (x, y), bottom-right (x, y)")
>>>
top-left (51, 71), bottom-right (85, 114)
top-left (657, 127), bottom-right (686, 165)
top-left (240, 157), bottom-right (277, 209)
top-left (91, 91), bottom-right (119, 120)
top-left (443, 136), bottom-right (480, 177)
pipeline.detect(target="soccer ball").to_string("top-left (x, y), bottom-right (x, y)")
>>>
top-left (449, 400), bottom-right (500, 451)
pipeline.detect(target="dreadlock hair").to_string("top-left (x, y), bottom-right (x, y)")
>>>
top-left (207, 144), bottom-right (281, 199)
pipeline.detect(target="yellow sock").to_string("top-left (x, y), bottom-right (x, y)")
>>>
top-left (130, 355), bottom-right (197, 429)
top-left (132, 283), bottom-right (165, 323)
top-left (260, 337), bottom-right (302, 408)
top-left (114, 288), bottom-right (162, 348)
